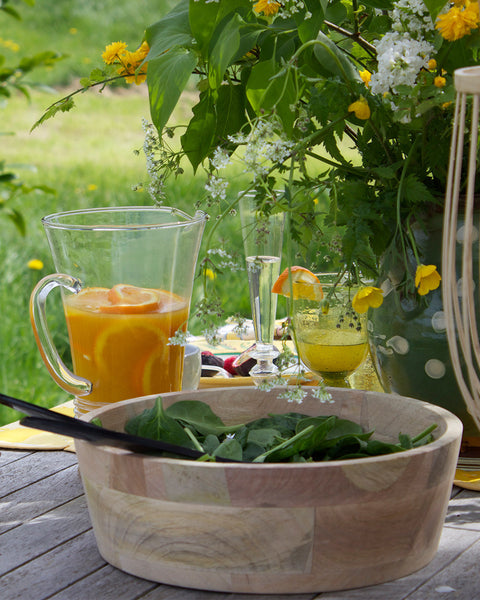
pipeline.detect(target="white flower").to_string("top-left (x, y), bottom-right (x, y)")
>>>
top-left (369, 0), bottom-right (436, 108)
top-left (370, 31), bottom-right (434, 97)
top-left (205, 175), bottom-right (229, 201)
top-left (211, 147), bottom-right (231, 170)
top-left (232, 119), bottom-right (294, 179)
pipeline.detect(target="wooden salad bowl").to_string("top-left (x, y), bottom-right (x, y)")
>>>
top-left (76, 387), bottom-right (462, 594)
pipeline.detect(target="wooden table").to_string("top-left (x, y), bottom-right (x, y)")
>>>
top-left (1, 449), bottom-right (480, 600)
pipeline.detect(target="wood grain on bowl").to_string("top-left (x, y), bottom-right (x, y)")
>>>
top-left (75, 387), bottom-right (462, 594)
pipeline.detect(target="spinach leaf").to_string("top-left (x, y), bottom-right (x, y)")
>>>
top-left (246, 412), bottom-right (309, 437)
top-left (213, 437), bottom-right (243, 461)
top-left (125, 397), bottom-right (194, 449)
top-left (254, 417), bottom-right (337, 463)
top-left (165, 400), bottom-right (243, 436)
top-left (203, 433), bottom-right (220, 455)
top-left (247, 428), bottom-right (282, 451)
top-left (242, 441), bottom-right (266, 462)
top-left (123, 398), bottom-right (437, 463)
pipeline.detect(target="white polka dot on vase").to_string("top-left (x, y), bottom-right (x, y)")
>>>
top-left (431, 311), bottom-right (446, 333)
top-left (377, 345), bottom-right (394, 356)
top-left (386, 335), bottom-right (409, 355)
top-left (425, 359), bottom-right (446, 379)
top-left (457, 277), bottom-right (476, 298)
top-left (457, 224), bottom-right (479, 244)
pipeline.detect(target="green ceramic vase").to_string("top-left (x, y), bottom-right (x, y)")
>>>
top-left (368, 211), bottom-right (480, 441)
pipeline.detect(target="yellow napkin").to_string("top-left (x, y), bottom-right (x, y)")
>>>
top-left (454, 469), bottom-right (480, 491)
top-left (0, 400), bottom-right (76, 452)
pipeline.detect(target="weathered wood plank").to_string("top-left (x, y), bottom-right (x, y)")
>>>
top-left (0, 450), bottom-right (77, 497)
top-left (0, 463), bottom-right (84, 534)
top-left (307, 526), bottom-right (480, 600)
top-left (44, 563), bottom-right (158, 600)
top-left (0, 450), bottom-right (33, 467)
top-left (0, 495), bottom-right (91, 575)
top-left (444, 487), bottom-right (480, 531)
top-left (0, 529), bottom-right (105, 600)
top-left (403, 532), bottom-right (480, 599)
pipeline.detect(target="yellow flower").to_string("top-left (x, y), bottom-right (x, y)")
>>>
top-left (28, 259), bottom-right (44, 271)
top-left (434, 75), bottom-right (446, 88)
top-left (253, 0), bottom-right (281, 17)
top-left (428, 58), bottom-right (437, 70)
top-left (352, 286), bottom-right (384, 314)
top-left (348, 97), bottom-right (371, 120)
top-left (117, 42), bottom-right (149, 84)
top-left (87, 183), bottom-right (98, 191)
top-left (1, 39), bottom-right (20, 52)
top-left (436, 1), bottom-right (480, 41)
top-left (204, 268), bottom-right (216, 280)
top-left (69, 28), bottom-right (78, 35)
top-left (359, 69), bottom-right (371, 87)
top-left (415, 265), bottom-right (441, 296)
top-left (102, 41), bottom-right (127, 65)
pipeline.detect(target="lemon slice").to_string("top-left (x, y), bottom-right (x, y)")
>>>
top-left (271, 267), bottom-right (323, 300)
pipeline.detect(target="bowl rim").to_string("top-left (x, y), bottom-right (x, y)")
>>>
top-left (78, 387), bottom-right (463, 469)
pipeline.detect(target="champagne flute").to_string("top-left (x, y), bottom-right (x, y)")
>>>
top-left (239, 194), bottom-right (285, 385)
top-left (291, 275), bottom-right (368, 387)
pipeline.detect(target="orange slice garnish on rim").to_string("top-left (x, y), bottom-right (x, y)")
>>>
top-left (68, 287), bottom-right (111, 311)
top-left (100, 284), bottom-right (162, 314)
top-left (272, 266), bottom-right (323, 301)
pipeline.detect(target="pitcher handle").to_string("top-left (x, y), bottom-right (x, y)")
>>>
top-left (30, 274), bottom-right (92, 397)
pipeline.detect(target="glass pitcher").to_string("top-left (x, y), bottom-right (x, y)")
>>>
top-left (30, 206), bottom-right (206, 415)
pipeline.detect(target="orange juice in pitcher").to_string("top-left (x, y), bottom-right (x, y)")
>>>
top-left (30, 207), bottom-right (206, 415)
top-left (64, 285), bottom-right (188, 406)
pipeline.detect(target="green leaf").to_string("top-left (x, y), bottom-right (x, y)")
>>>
top-left (313, 31), bottom-right (360, 83)
top-left (208, 13), bottom-right (243, 90)
top-left (145, 0), bottom-right (193, 58)
top-left (213, 437), bottom-right (243, 461)
top-left (398, 433), bottom-right (413, 449)
top-left (203, 434), bottom-right (220, 455)
top-left (403, 174), bottom-right (437, 206)
top-left (242, 441), bottom-right (267, 462)
top-left (147, 47), bottom-right (197, 134)
top-left (423, 0), bottom-right (449, 21)
top-left (247, 428), bottom-right (281, 450)
top-left (125, 398), bottom-right (194, 448)
top-left (254, 418), bottom-right (336, 463)
top-left (165, 399), bottom-right (243, 436)
top-left (189, 0), bottom-right (221, 53)
top-left (246, 412), bottom-right (306, 437)
top-left (1, 5), bottom-right (21, 19)
top-left (297, 0), bottom-right (324, 43)
top-left (215, 83), bottom-right (247, 143)
top-left (361, 0), bottom-right (394, 9)
top-left (246, 59), bottom-right (296, 133)
top-left (5, 208), bottom-right (26, 236)
top-left (30, 97), bottom-right (75, 131)
top-left (180, 90), bottom-right (216, 171)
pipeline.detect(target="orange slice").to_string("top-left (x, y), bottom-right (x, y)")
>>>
top-left (68, 287), bottom-right (111, 311)
top-left (93, 321), bottom-right (164, 379)
top-left (101, 284), bottom-right (161, 314)
top-left (272, 267), bottom-right (323, 301)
